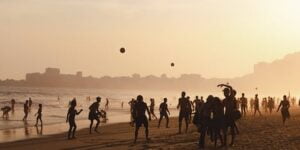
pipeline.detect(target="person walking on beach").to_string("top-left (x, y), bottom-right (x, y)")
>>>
top-left (158, 98), bottom-right (170, 128)
top-left (89, 97), bottom-right (101, 134)
top-left (134, 95), bottom-right (151, 143)
top-left (277, 95), bottom-right (290, 125)
top-left (35, 104), bottom-right (43, 126)
top-left (212, 97), bottom-right (225, 147)
top-left (121, 101), bottom-right (124, 109)
top-left (177, 91), bottom-right (192, 134)
top-left (23, 100), bottom-right (29, 121)
top-left (149, 98), bottom-right (158, 120)
top-left (193, 96), bottom-right (204, 113)
top-left (254, 94), bottom-right (262, 116)
top-left (250, 98), bottom-right (254, 114)
top-left (66, 99), bottom-right (83, 139)
top-left (240, 93), bottom-right (248, 117)
top-left (11, 99), bottom-right (16, 113)
top-left (218, 84), bottom-right (238, 146)
top-left (105, 98), bottom-right (109, 110)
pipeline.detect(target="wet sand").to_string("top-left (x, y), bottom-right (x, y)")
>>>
top-left (2, 108), bottom-right (300, 150)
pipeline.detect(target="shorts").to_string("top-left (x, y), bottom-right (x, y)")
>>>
top-left (89, 112), bottom-right (99, 120)
top-left (135, 116), bottom-right (148, 128)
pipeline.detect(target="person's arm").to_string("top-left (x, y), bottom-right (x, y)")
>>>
top-left (166, 105), bottom-right (170, 115)
top-left (177, 99), bottom-right (181, 109)
top-left (146, 104), bottom-right (151, 121)
top-left (76, 109), bottom-right (83, 115)
top-left (277, 102), bottom-right (282, 112)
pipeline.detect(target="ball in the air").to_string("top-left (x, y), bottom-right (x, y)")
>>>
top-left (120, 47), bottom-right (126, 53)
top-left (171, 63), bottom-right (175, 67)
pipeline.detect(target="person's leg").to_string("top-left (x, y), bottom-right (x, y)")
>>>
top-left (185, 116), bottom-right (189, 133)
top-left (144, 120), bottom-right (149, 140)
top-left (68, 123), bottom-right (73, 139)
top-left (158, 115), bottom-right (163, 128)
top-left (223, 125), bottom-right (228, 146)
top-left (134, 126), bottom-right (140, 143)
top-left (35, 117), bottom-right (38, 126)
top-left (40, 117), bottom-right (43, 126)
top-left (95, 118), bottom-right (100, 132)
top-left (178, 114), bottom-right (183, 133)
top-left (72, 123), bottom-right (77, 138)
top-left (230, 125), bottom-right (235, 146)
top-left (89, 120), bottom-right (93, 134)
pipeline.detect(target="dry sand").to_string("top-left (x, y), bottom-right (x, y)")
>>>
top-left (2, 108), bottom-right (300, 150)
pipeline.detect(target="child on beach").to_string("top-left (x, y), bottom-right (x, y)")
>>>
top-left (35, 104), bottom-right (43, 126)
top-left (66, 99), bottom-right (83, 139)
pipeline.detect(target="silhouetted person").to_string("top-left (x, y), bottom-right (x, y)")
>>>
top-left (254, 94), bottom-right (262, 116)
top-left (177, 91), bottom-right (192, 134)
top-left (250, 98), bottom-right (254, 113)
top-left (121, 101), bottom-right (124, 109)
top-left (89, 97), bottom-right (101, 134)
top-left (268, 97), bottom-right (275, 114)
top-left (66, 99), bottom-right (82, 139)
top-left (149, 98), bottom-right (158, 120)
top-left (198, 95), bottom-right (214, 149)
top-left (277, 95), bottom-right (290, 125)
top-left (187, 96), bottom-right (193, 123)
top-left (134, 95), bottom-right (151, 143)
top-left (105, 98), bottom-right (109, 109)
top-left (212, 97), bottom-right (225, 148)
top-left (1, 106), bottom-right (11, 119)
top-left (193, 96), bottom-right (204, 113)
top-left (218, 84), bottom-right (237, 146)
top-left (240, 93), bottom-right (247, 116)
top-left (11, 99), bottom-right (16, 113)
top-left (28, 98), bottom-right (33, 112)
top-left (128, 99), bottom-right (136, 126)
top-left (35, 104), bottom-right (43, 126)
top-left (23, 100), bottom-right (29, 121)
top-left (158, 98), bottom-right (170, 128)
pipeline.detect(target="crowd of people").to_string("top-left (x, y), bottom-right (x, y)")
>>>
top-left (0, 83), bottom-right (297, 148)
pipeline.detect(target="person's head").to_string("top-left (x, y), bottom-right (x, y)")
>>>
top-left (242, 93), bottom-right (245, 97)
top-left (232, 90), bottom-right (237, 97)
top-left (283, 95), bottom-right (287, 100)
top-left (255, 94), bottom-right (258, 98)
top-left (223, 88), bottom-right (230, 97)
top-left (96, 97), bottom-right (101, 103)
top-left (213, 97), bottom-right (222, 106)
top-left (137, 95), bottom-right (143, 102)
top-left (163, 98), bottom-right (168, 103)
top-left (206, 95), bottom-right (214, 104)
top-left (187, 96), bottom-right (190, 100)
top-left (181, 91), bottom-right (186, 97)
top-left (25, 100), bottom-right (28, 104)
top-left (39, 104), bottom-right (42, 108)
top-left (196, 96), bottom-right (199, 99)
top-left (71, 99), bottom-right (77, 107)
top-left (200, 96), bottom-right (203, 100)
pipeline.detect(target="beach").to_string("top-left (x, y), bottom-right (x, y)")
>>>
top-left (2, 107), bottom-right (300, 150)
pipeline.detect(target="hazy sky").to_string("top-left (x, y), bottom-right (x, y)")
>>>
top-left (1, 0), bottom-right (300, 79)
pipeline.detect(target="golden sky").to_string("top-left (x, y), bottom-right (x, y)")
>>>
top-left (1, 0), bottom-right (300, 79)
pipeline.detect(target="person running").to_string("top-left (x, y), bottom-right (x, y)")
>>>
top-left (149, 98), bottom-right (158, 120)
top-left (177, 91), bottom-right (192, 134)
top-left (89, 97), bottom-right (101, 134)
top-left (11, 99), bottom-right (16, 113)
top-left (158, 98), bottom-right (170, 128)
top-left (105, 98), bottom-right (109, 109)
top-left (277, 95), bottom-right (290, 125)
top-left (240, 93), bottom-right (248, 117)
top-left (35, 104), bottom-right (43, 126)
top-left (134, 95), bottom-right (151, 143)
top-left (23, 100), bottom-right (29, 121)
top-left (218, 84), bottom-right (237, 146)
top-left (254, 94), bottom-right (262, 116)
top-left (66, 99), bottom-right (83, 140)
top-left (1, 106), bottom-right (11, 119)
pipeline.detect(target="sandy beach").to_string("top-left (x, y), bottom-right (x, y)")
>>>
top-left (2, 107), bottom-right (300, 150)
